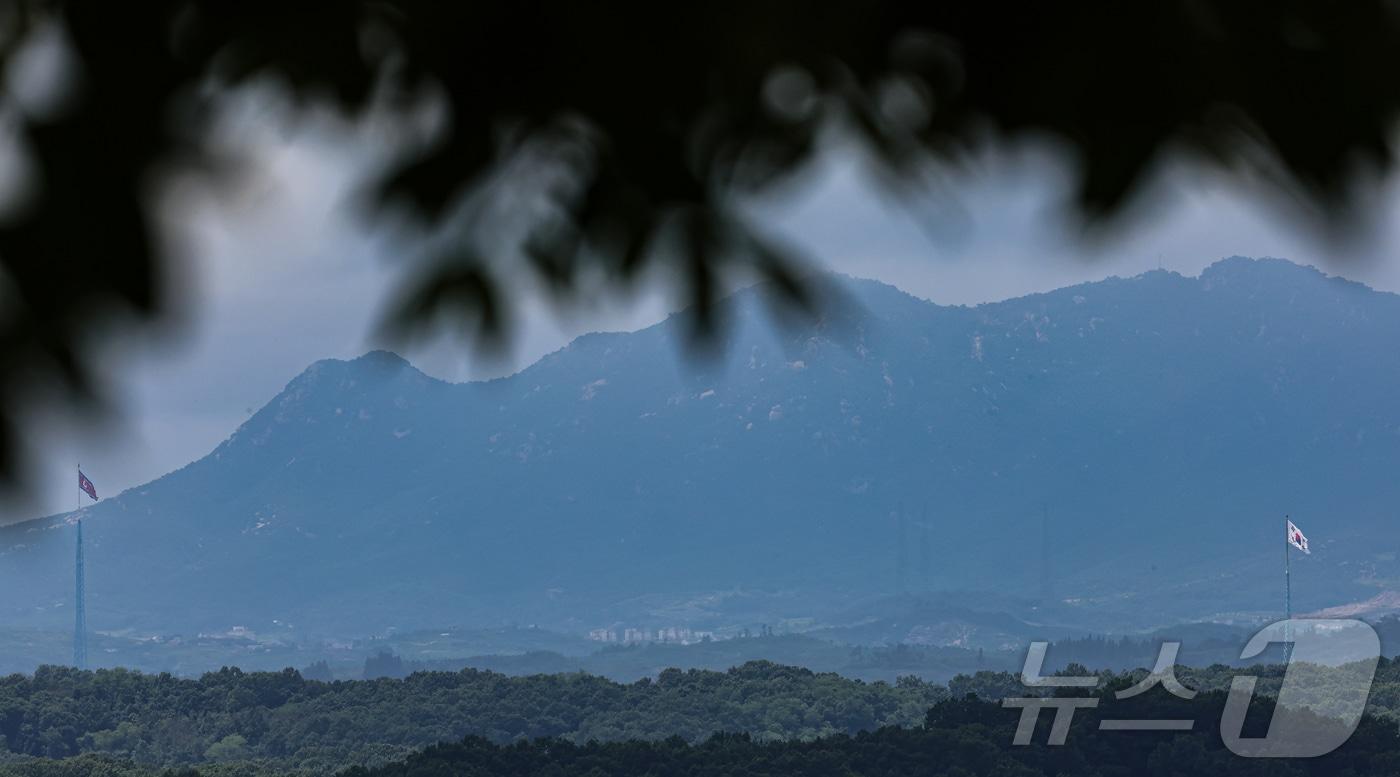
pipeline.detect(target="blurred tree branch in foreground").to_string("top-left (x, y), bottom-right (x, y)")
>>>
top-left (1, 0), bottom-right (1399, 486)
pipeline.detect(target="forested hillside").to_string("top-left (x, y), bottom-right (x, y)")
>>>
top-left (0, 662), bottom-right (944, 773)
top-left (0, 659), bottom-right (1398, 775)
top-left (343, 692), bottom-right (1400, 777)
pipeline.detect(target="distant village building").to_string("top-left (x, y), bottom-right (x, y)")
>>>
top-left (590, 626), bottom-right (715, 645)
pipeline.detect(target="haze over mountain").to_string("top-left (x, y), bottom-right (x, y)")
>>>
top-left (2, 257), bottom-right (1398, 641)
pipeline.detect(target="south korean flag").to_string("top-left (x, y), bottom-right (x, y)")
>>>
top-left (1287, 520), bottom-right (1310, 555)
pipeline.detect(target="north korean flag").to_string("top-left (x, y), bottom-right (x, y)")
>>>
top-left (78, 470), bottom-right (97, 501)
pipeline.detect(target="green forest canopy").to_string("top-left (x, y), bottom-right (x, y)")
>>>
top-left (0, 659), bottom-right (1397, 775)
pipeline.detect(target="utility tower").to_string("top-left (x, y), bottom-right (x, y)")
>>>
top-left (73, 520), bottom-right (87, 669)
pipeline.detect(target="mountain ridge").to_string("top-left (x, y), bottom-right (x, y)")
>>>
top-left (2, 256), bottom-right (1397, 641)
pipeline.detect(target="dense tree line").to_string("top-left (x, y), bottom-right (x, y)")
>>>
top-left (335, 695), bottom-right (1400, 777)
top-left (336, 688), bottom-right (1400, 777)
top-left (361, 635), bottom-right (1024, 684)
top-left (0, 658), bottom-right (1398, 775)
top-left (0, 662), bottom-right (944, 773)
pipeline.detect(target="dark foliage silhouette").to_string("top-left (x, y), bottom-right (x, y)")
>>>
top-left (1, 1), bottom-right (1399, 485)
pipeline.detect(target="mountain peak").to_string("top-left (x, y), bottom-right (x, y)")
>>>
top-left (290, 350), bottom-right (425, 388)
top-left (237, 350), bottom-right (434, 437)
top-left (1197, 256), bottom-right (1386, 305)
top-left (351, 349), bottom-right (412, 369)
top-left (1201, 255), bottom-right (1326, 283)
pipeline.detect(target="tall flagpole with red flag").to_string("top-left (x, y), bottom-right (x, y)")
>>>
top-left (73, 465), bottom-right (95, 670)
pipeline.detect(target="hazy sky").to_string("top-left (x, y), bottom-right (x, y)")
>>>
top-left (11, 110), bottom-right (1400, 522)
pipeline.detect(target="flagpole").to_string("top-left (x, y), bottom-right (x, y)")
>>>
top-left (75, 463), bottom-right (86, 670)
top-left (1284, 514), bottom-right (1292, 663)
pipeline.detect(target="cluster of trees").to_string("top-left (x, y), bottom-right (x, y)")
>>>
top-left (0, 658), bottom-right (1398, 775)
top-left (0, 662), bottom-right (945, 772)
top-left (359, 634), bottom-right (1023, 684)
top-left (336, 690), bottom-right (1400, 777)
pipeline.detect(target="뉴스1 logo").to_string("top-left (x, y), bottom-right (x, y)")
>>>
top-left (1002, 618), bottom-right (1379, 757)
